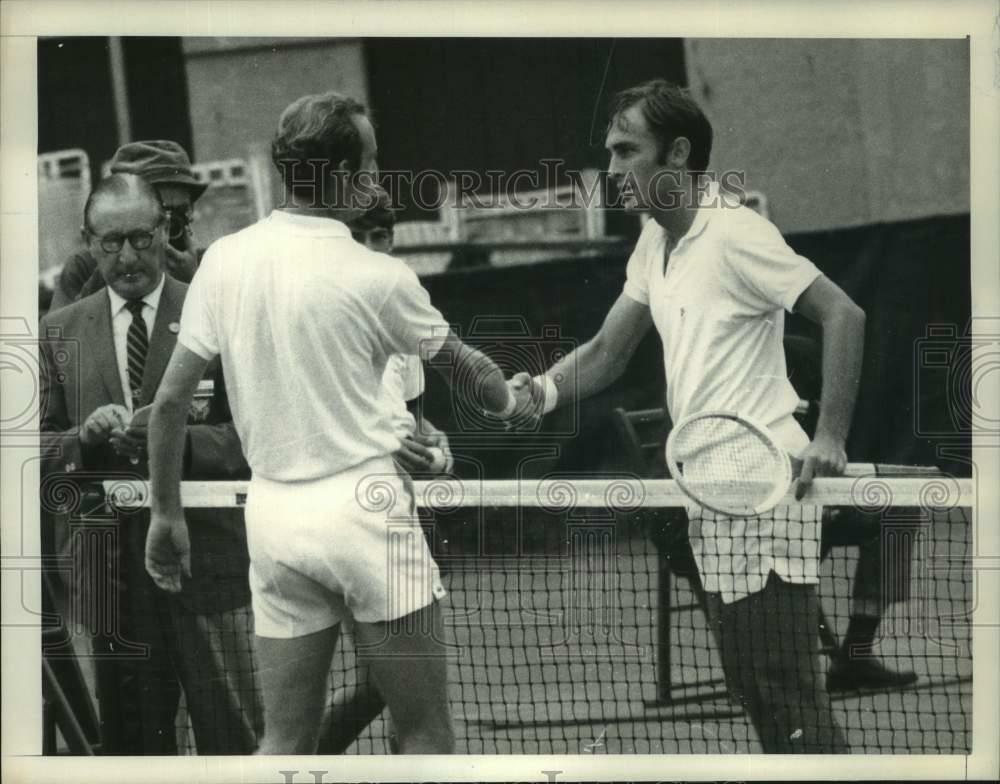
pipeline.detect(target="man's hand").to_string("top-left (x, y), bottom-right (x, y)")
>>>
top-left (413, 419), bottom-right (453, 473)
top-left (505, 372), bottom-right (545, 430)
top-left (109, 422), bottom-right (148, 460)
top-left (794, 432), bottom-right (848, 500)
top-left (145, 510), bottom-right (191, 593)
top-left (394, 418), bottom-right (455, 475)
top-left (394, 436), bottom-right (437, 474)
top-left (164, 243), bottom-right (199, 283)
top-left (80, 404), bottom-right (129, 446)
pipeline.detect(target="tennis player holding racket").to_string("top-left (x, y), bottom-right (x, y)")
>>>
top-left (512, 80), bottom-right (865, 753)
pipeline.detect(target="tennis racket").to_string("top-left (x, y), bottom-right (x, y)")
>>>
top-left (666, 410), bottom-right (947, 517)
top-left (665, 410), bottom-right (793, 517)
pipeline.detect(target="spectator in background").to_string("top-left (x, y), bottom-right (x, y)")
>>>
top-left (783, 334), bottom-right (919, 692)
top-left (49, 140), bottom-right (205, 311)
top-left (39, 174), bottom-right (261, 754)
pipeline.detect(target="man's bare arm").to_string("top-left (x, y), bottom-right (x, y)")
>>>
top-left (549, 293), bottom-right (653, 407)
top-left (146, 344), bottom-right (210, 591)
top-left (510, 293), bottom-right (652, 415)
top-left (792, 275), bottom-right (866, 497)
top-left (428, 330), bottom-right (515, 415)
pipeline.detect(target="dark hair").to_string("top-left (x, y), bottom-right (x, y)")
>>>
top-left (609, 79), bottom-right (713, 171)
top-left (271, 91), bottom-right (368, 198)
top-left (349, 185), bottom-right (395, 232)
top-left (83, 173), bottom-right (164, 232)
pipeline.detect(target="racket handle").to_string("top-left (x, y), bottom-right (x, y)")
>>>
top-left (843, 463), bottom-right (942, 477)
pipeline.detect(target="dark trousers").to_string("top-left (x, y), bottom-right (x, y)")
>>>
top-left (704, 573), bottom-right (848, 753)
top-left (821, 507), bottom-right (920, 616)
top-left (79, 515), bottom-right (261, 755)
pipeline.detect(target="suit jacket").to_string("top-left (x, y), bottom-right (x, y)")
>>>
top-left (39, 275), bottom-right (251, 614)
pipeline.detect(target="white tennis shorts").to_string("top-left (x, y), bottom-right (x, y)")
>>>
top-left (688, 503), bottom-right (823, 605)
top-left (245, 455), bottom-right (447, 638)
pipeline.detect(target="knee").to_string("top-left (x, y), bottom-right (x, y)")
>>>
top-left (391, 699), bottom-right (454, 754)
top-left (257, 729), bottom-right (320, 755)
top-left (257, 711), bottom-right (324, 755)
top-left (396, 722), bottom-right (454, 754)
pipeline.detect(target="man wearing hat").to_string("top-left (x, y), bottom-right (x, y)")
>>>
top-left (49, 140), bottom-right (207, 311)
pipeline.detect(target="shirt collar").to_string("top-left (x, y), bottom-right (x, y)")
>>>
top-left (107, 273), bottom-right (166, 319)
top-left (673, 181), bottom-right (730, 249)
top-left (268, 210), bottom-right (353, 237)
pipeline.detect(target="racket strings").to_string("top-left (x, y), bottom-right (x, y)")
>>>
top-left (671, 416), bottom-right (788, 513)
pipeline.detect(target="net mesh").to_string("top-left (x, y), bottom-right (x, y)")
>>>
top-left (46, 484), bottom-right (973, 755)
top-left (322, 501), bottom-right (972, 754)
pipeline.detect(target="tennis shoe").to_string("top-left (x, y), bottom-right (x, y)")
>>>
top-left (826, 657), bottom-right (919, 692)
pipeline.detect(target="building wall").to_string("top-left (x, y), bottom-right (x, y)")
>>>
top-left (182, 38), bottom-right (368, 164)
top-left (684, 38), bottom-right (969, 233)
top-left (180, 37), bottom-right (970, 236)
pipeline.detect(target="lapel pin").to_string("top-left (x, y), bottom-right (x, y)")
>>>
top-left (168, 322), bottom-right (180, 334)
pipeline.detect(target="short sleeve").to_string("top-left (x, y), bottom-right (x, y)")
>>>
top-left (379, 265), bottom-right (451, 361)
top-left (178, 245), bottom-right (221, 360)
top-left (622, 219), bottom-right (659, 305)
top-left (723, 209), bottom-right (822, 313)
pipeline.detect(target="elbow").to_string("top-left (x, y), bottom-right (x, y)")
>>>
top-left (461, 350), bottom-right (507, 413)
top-left (849, 301), bottom-right (866, 334)
top-left (848, 298), bottom-right (865, 323)
top-left (154, 397), bottom-right (186, 415)
top-left (592, 334), bottom-right (627, 382)
top-left (826, 299), bottom-right (865, 333)
top-left (605, 359), bottom-right (628, 387)
top-left (152, 393), bottom-right (189, 422)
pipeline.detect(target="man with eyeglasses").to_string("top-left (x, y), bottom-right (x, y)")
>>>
top-left (39, 173), bottom-right (262, 754)
top-left (49, 140), bottom-right (205, 312)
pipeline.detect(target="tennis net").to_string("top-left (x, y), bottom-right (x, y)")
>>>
top-left (58, 475), bottom-right (975, 754)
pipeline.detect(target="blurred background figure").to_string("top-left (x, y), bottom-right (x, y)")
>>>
top-left (784, 334), bottom-right (919, 692)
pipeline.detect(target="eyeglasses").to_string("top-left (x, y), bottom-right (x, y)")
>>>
top-left (90, 221), bottom-right (163, 254)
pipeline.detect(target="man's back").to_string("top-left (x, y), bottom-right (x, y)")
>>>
top-left (179, 211), bottom-right (449, 481)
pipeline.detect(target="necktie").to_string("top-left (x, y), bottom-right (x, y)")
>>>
top-left (124, 299), bottom-right (148, 407)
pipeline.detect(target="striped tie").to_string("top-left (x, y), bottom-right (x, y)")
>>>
top-left (124, 299), bottom-right (148, 408)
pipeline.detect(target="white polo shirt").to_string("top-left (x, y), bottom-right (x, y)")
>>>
top-left (623, 186), bottom-right (824, 604)
top-left (379, 354), bottom-right (424, 440)
top-left (179, 211), bottom-right (450, 481)
top-left (623, 187), bottom-right (821, 456)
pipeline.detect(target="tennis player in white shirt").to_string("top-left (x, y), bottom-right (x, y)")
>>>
top-left (319, 188), bottom-right (453, 754)
top-left (144, 91), bottom-right (528, 754)
top-left (513, 79), bottom-right (865, 753)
